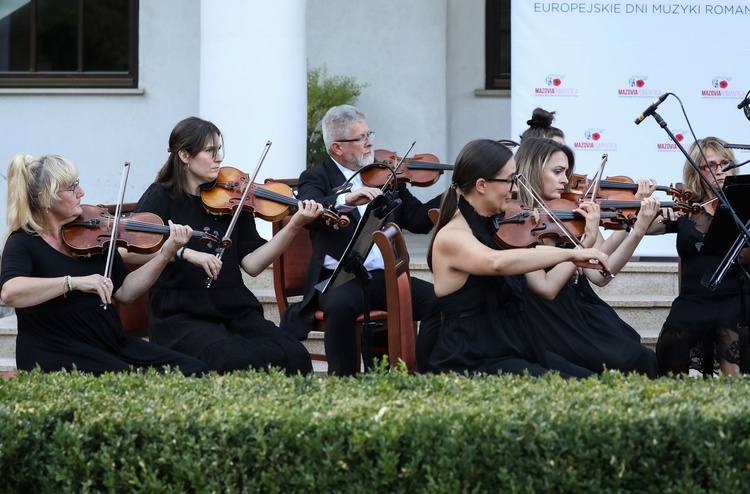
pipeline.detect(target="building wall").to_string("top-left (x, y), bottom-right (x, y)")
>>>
top-left (0, 0), bottom-right (507, 241)
top-left (0, 0), bottom-right (202, 241)
top-left (307, 0), bottom-right (511, 202)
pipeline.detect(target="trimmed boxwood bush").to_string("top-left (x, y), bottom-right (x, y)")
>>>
top-left (1, 367), bottom-right (750, 493)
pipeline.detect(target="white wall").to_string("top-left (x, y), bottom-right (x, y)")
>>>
top-left (0, 1), bottom-right (505, 241)
top-left (307, 0), bottom-right (511, 202)
top-left (0, 0), bottom-right (202, 241)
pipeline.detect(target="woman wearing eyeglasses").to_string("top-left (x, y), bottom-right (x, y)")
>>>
top-left (0, 153), bottom-right (209, 375)
top-left (122, 116), bottom-right (322, 375)
top-left (424, 139), bottom-right (612, 378)
top-left (654, 136), bottom-right (743, 376)
top-left (508, 137), bottom-right (661, 377)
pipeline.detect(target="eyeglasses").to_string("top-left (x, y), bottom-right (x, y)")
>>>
top-left (62, 179), bottom-right (80, 192)
top-left (700, 159), bottom-right (731, 171)
top-left (336, 131), bottom-right (375, 143)
top-left (484, 174), bottom-right (518, 191)
top-left (202, 146), bottom-right (224, 160)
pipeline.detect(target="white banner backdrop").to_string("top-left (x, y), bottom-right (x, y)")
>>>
top-left (511, 1), bottom-right (750, 257)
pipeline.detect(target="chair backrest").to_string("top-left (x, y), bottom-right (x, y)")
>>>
top-left (272, 214), bottom-right (313, 315)
top-left (103, 202), bottom-right (149, 337)
top-left (428, 208), bottom-right (440, 227)
top-left (267, 178), bottom-right (314, 316)
top-left (373, 222), bottom-right (417, 373)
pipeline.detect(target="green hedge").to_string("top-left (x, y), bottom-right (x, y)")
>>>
top-left (1, 368), bottom-right (750, 493)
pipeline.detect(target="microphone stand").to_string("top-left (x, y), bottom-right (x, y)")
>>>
top-left (650, 111), bottom-right (750, 373)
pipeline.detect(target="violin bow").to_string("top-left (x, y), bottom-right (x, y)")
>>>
top-left (102, 161), bottom-right (131, 309)
top-left (582, 153), bottom-right (608, 201)
top-left (515, 173), bottom-right (613, 280)
top-left (206, 141), bottom-right (272, 288)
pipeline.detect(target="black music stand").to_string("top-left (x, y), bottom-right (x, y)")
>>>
top-left (700, 175), bottom-right (750, 374)
top-left (315, 193), bottom-right (402, 371)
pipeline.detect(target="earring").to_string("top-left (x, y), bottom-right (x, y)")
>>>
top-left (45, 208), bottom-right (49, 214)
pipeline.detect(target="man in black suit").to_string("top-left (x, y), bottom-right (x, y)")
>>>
top-left (279, 105), bottom-right (441, 375)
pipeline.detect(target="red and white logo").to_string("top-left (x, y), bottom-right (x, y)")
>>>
top-left (534, 74), bottom-right (579, 96)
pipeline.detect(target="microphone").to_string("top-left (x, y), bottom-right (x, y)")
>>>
top-left (722, 159), bottom-right (750, 173)
top-left (634, 93), bottom-right (670, 125)
top-left (737, 96), bottom-right (750, 110)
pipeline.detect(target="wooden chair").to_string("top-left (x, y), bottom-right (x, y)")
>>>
top-left (428, 208), bottom-right (440, 226)
top-left (271, 213), bottom-right (389, 368)
top-left (373, 222), bottom-right (418, 373)
top-left (268, 179), bottom-right (417, 372)
top-left (103, 202), bottom-right (150, 337)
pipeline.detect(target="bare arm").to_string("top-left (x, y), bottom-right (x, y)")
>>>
top-left (240, 200), bottom-right (323, 277)
top-left (432, 217), bottom-right (609, 298)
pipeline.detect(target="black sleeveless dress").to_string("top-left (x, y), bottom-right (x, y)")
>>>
top-left (427, 198), bottom-right (594, 378)
top-left (505, 272), bottom-right (657, 377)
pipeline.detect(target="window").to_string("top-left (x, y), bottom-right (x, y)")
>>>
top-left (485, 0), bottom-right (510, 90)
top-left (0, 0), bottom-right (138, 88)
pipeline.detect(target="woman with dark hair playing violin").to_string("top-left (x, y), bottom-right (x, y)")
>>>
top-left (654, 137), bottom-right (742, 377)
top-left (510, 137), bottom-right (661, 377)
top-left (0, 153), bottom-right (208, 375)
top-left (124, 117), bottom-right (322, 375)
top-left (424, 139), bottom-right (611, 377)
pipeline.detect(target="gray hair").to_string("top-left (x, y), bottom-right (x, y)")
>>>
top-left (321, 105), bottom-right (368, 153)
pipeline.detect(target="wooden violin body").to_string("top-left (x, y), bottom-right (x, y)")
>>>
top-left (568, 173), bottom-right (694, 203)
top-left (361, 149), bottom-right (453, 188)
top-left (61, 204), bottom-right (227, 257)
top-left (200, 166), bottom-right (349, 228)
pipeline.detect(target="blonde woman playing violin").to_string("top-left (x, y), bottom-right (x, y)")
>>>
top-left (509, 137), bottom-right (661, 377)
top-left (654, 136), bottom-right (742, 377)
top-left (0, 153), bottom-right (208, 375)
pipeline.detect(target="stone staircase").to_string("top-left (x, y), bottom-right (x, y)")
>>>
top-left (0, 234), bottom-right (677, 371)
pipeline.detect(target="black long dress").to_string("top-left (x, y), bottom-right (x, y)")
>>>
top-left (0, 230), bottom-right (208, 375)
top-left (506, 272), bottom-right (658, 377)
top-left (134, 184), bottom-right (312, 375)
top-left (426, 198), bottom-right (594, 378)
top-left (657, 210), bottom-right (744, 373)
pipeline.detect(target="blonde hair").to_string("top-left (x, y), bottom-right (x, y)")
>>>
top-left (5, 153), bottom-right (78, 238)
top-left (683, 137), bottom-right (736, 202)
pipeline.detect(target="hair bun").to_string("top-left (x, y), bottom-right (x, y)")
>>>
top-left (526, 117), bottom-right (550, 128)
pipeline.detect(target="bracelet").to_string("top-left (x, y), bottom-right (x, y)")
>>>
top-left (174, 246), bottom-right (187, 262)
top-left (63, 275), bottom-right (72, 298)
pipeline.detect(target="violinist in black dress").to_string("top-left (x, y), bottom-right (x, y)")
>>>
top-left (125, 117), bottom-right (322, 374)
top-left (0, 153), bottom-right (208, 375)
top-left (424, 138), bottom-right (611, 378)
top-left (510, 137), bottom-right (661, 377)
top-left (655, 137), bottom-right (743, 376)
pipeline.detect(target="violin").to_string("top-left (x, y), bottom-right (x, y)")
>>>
top-left (492, 198), bottom-right (613, 279)
top-left (490, 198), bottom-right (632, 249)
top-left (360, 149), bottom-right (453, 188)
top-left (561, 190), bottom-right (699, 230)
top-left (61, 204), bottom-right (227, 257)
top-left (200, 166), bottom-right (349, 228)
top-left (492, 199), bottom-right (586, 249)
top-left (568, 173), bottom-right (693, 203)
